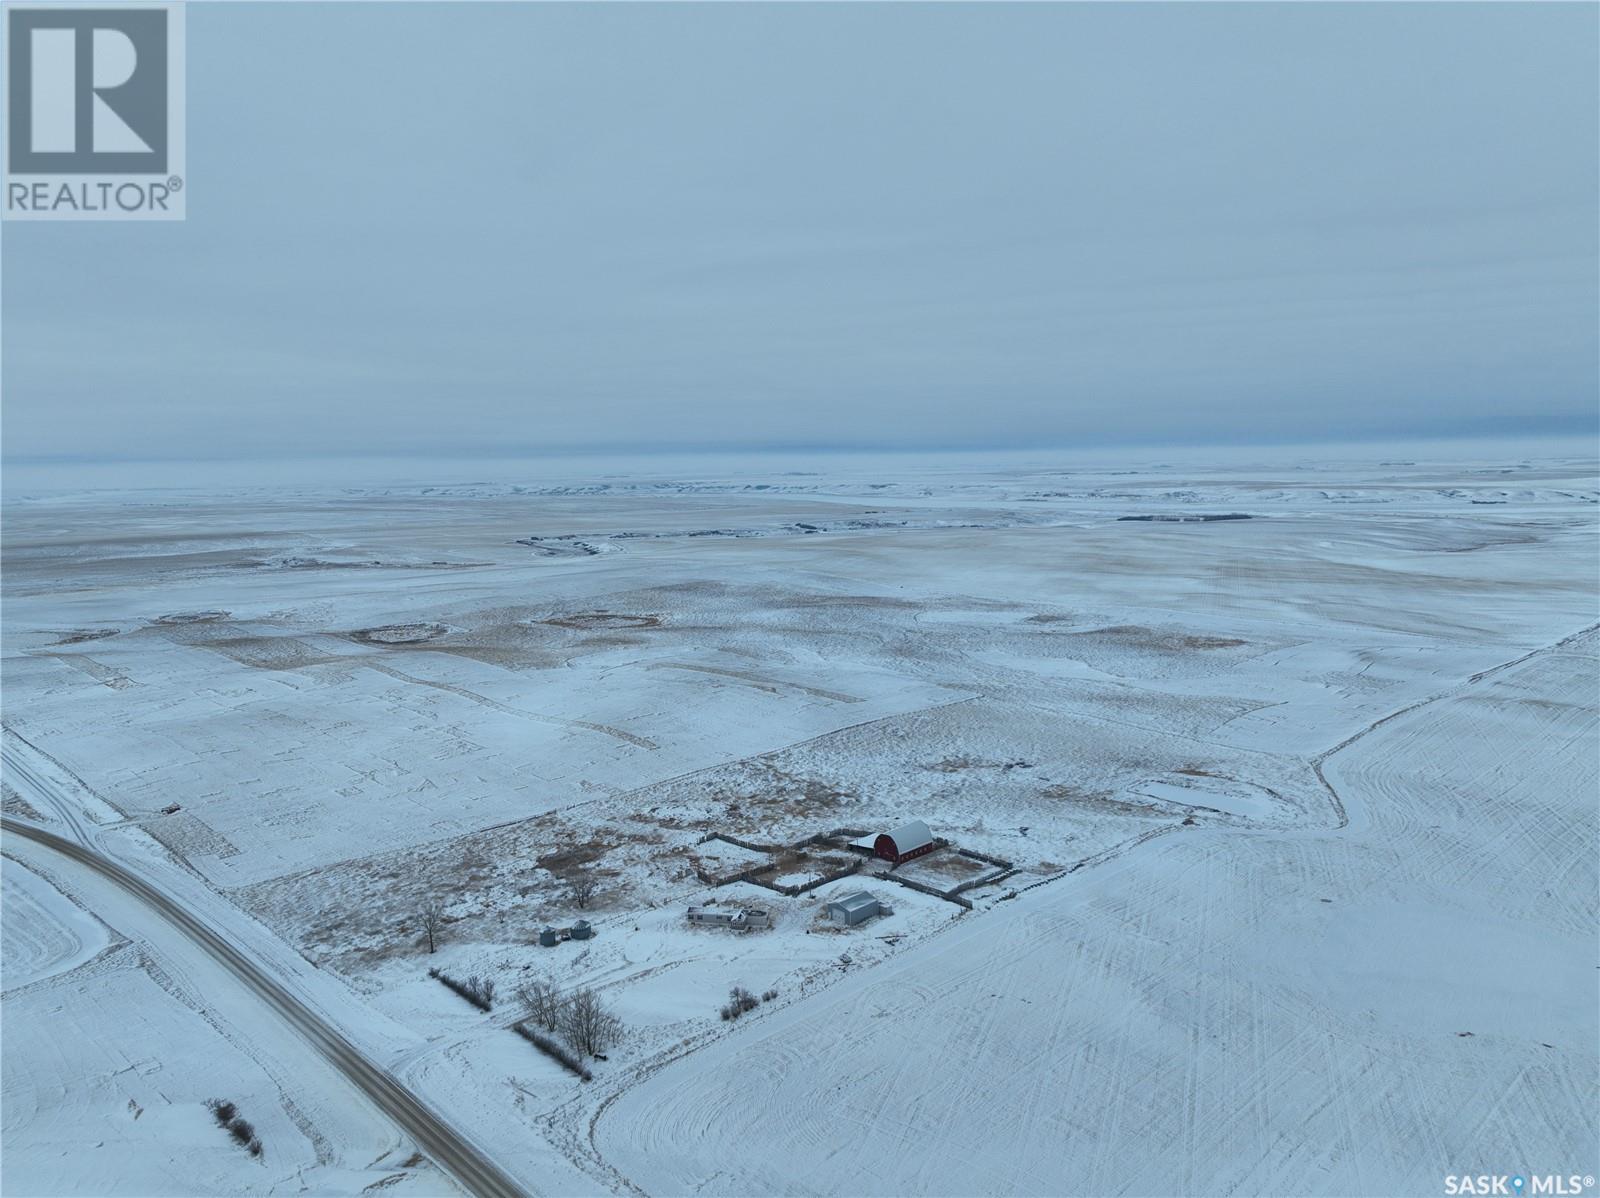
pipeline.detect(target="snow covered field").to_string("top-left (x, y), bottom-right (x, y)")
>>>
top-left (2, 858), bottom-right (112, 988)
top-left (2, 447), bottom-right (1596, 1196)
top-left (0, 847), bottom-right (456, 1196)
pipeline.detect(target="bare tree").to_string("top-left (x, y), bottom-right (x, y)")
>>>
top-left (567, 869), bottom-right (598, 911)
top-left (517, 979), bottom-right (566, 1032)
top-left (720, 985), bottom-right (760, 1021)
top-left (561, 987), bottom-right (622, 1057)
top-left (420, 900), bottom-right (445, 954)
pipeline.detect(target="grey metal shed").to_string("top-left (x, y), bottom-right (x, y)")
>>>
top-left (825, 891), bottom-right (881, 926)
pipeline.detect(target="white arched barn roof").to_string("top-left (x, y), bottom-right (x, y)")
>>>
top-left (881, 820), bottom-right (933, 855)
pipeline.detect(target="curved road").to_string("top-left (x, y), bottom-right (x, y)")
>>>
top-left (2, 741), bottom-right (102, 844)
top-left (1, 816), bottom-right (529, 1198)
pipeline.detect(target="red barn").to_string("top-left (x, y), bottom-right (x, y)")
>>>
top-left (874, 820), bottom-right (935, 865)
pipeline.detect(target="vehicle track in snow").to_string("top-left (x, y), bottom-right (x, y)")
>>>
top-left (0, 817), bottom-right (530, 1198)
top-left (1312, 621), bottom-right (1599, 830)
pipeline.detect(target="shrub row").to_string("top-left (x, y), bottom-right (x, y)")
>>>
top-left (512, 1022), bottom-right (592, 1081)
top-left (206, 1098), bottom-right (262, 1158)
top-left (428, 966), bottom-right (495, 1011)
top-left (720, 985), bottom-right (776, 1021)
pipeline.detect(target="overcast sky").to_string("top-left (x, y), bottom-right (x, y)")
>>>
top-left (4, 2), bottom-right (1596, 465)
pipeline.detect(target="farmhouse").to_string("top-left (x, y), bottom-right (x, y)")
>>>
top-left (825, 892), bottom-right (882, 926)
top-left (874, 820), bottom-right (936, 866)
top-left (687, 906), bottom-right (771, 931)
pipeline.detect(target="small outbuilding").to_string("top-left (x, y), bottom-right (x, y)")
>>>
top-left (538, 922), bottom-right (594, 946)
top-left (874, 820), bottom-right (936, 866)
top-left (825, 892), bottom-right (882, 926)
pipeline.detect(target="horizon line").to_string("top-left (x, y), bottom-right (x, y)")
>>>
top-left (5, 429), bottom-right (1598, 471)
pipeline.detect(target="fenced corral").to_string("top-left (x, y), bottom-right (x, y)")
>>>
top-left (867, 840), bottom-right (1014, 907)
top-left (793, 827), bottom-right (872, 851)
top-left (949, 866), bottom-right (1018, 897)
top-left (693, 829), bottom-right (869, 895)
top-left (703, 831), bottom-right (787, 854)
top-left (691, 833), bottom-right (784, 886)
top-left (750, 850), bottom-right (862, 897)
top-left (935, 848), bottom-right (1017, 897)
top-left (954, 846), bottom-right (1012, 869)
top-left (692, 860), bottom-right (770, 887)
top-left (694, 823), bottom-right (1013, 909)
top-left (888, 873), bottom-right (975, 910)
